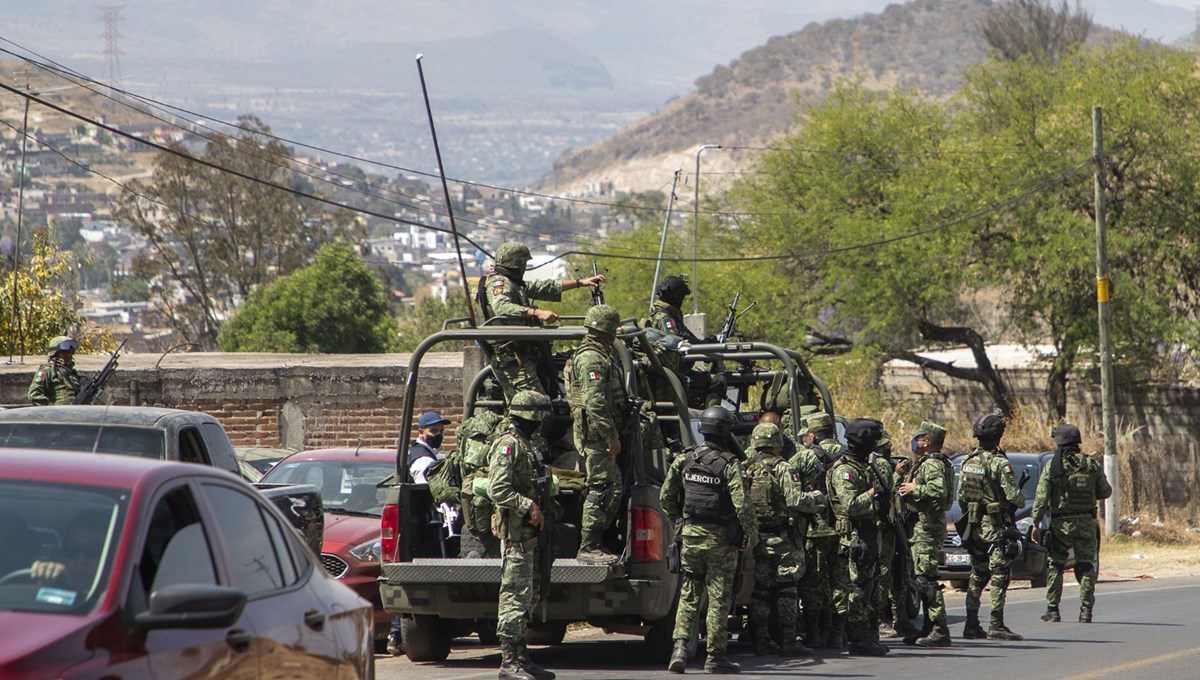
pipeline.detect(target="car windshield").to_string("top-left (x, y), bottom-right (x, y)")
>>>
top-left (262, 459), bottom-right (393, 516)
top-left (0, 423), bottom-right (166, 459)
top-left (0, 480), bottom-right (127, 616)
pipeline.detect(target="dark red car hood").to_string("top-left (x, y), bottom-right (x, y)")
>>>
top-left (0, 610), bottom-right (98, 673)
top-left (321, 512), bottom-right (381, 552)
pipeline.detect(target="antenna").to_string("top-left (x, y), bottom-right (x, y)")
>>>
top-left (649, 169), bottom-right (683, 312)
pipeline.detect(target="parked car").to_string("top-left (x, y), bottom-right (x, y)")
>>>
top-left (234, 446), bottom-right (295, 482)
top-left (0, 449), bottom-right (374, 679)
top-left (939, 452), bottom-right (1051, 588)
top-left (261, 447), bottom-right (396, 647)
top-left (0, 406), bottom-right (324, 556)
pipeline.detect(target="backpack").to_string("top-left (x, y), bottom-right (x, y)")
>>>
top-left (425, 456), bottom-right (462, 506)
top-left (746, 454), bottom-right (781, 522)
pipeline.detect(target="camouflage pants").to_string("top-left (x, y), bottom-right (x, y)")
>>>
top-left (965, 534), bottom-right (1014, 621)
top-left (1046, 516), bottom-right (1100, 610)
top-left (799, 534), bottom-right (838, 621)
top-left (750, 534), bottom-right (803, 643)
top-left (673, 537), bottom-right (737, 655)
top-left (497, 536), bottom-right (542, 644)
top-left (875, 526), bottom-right (896, 621)
top-left (832, 533), bottom-right (878, 627)
top-left (491, 345), bottom-right (545, 401)
top-left (912, 519), bottom-right (948, 627)
top-left (580, 444), bottom-right (622, 537)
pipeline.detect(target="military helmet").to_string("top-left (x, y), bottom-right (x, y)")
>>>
top-left (583, 304), bottom-right (621, 334)
top-left (1051, 423), bottom-right (1082, 447)
top-left (750, 422), bottom-right (784, 451)
top-left (844, 418), bottom-right (883, 457)
top-left (697, 406), bottom-right (736, 437)
top-left (48, 335), bottom-right (78, 353)
top-left (972, 413), bottom-right (1007, 440)
top-left (656, 275), bottom-right (691, 299)
top-left (911, 421), bottom-right (948, 444)
top-left (495, 241), bottom-right (532, 268)
top-left (509, 390), bottom-right (552, 422)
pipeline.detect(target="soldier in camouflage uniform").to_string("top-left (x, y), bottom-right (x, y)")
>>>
top-left (790, 411), bottom-right (842, 649)
top-left (897, 421), bottom-right (954, 647)
top-left (642, 275), bottom-right (722, 409)
top-left (662, 406), bottom-right (758, 674)
top-left (957, 414), bottom-right (1025, 641)
top-left (457, 405), bottom-right (506, 559)
top-left (28, 336), bottom-right (82, 406)
top-left (827, 418), bottom-right (890, 656)
top-left (566, 304), bottom-right (627, 564)
top-left (865, 427), bottom-right (912, 641)
top-left (488, 390), bottom-right (556, 680)
top-left (745, 422), bottom-right (823, 657)
top-left (1031, 423), bottom-right (1112, 624)
top-left (478, 241), bottom-right (604, 400)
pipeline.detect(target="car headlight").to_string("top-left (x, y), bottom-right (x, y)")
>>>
top-left (348, 538), bottom-right (382, 562)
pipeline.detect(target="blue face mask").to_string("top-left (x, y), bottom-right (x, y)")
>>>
top-left (911, 437), bottom-right (921, 455)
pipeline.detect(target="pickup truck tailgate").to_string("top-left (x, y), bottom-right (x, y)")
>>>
top-left (383, 558), bottom-right (618, 585)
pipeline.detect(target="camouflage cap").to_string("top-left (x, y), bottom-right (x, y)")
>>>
top-left (48, 335), bottom-right (77, 353)
top-left (878, 429), bottom-right (892, 448)
top-left (495, 241), bottom-right (532, 268)
top-left (750, 422), bottom-right (784, 451)
top-left (508, 389), bottom-right (552, 422)
top-left (805, 411), bottom-right (832, 432)
top-left (911, 421), bottom-right (948, 443)
top-left (584, 304), bottom-right (621, 334)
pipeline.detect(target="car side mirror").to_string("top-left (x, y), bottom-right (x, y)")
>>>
top-left (134, 584), bottom-right (247, 630)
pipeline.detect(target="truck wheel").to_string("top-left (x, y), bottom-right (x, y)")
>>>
top-left (526, 621), bottom-right (567, 646)
top-left (401, 615), bottom-right (451, 662)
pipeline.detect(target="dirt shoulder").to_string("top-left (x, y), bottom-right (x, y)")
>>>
top-left (1098, 533), bottom-right (1200, 579)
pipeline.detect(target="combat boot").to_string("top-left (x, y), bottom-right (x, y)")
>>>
top-left (1040, 607), bottom-right (1061, 623)
top-left (778, 625), bottom-right (814, 657)
top-left (385, 630), bottom-right (402, 656)
top-left (516, 642), bottom-right (556, 680)
top-left (668, 640), bottom-right (688, 674)
top-left (1079, 606), bottom-right (1092, 624)
top-left (878, 620), bottom-right (899, 638)
top-left (961, 611), bottom-right (987, 640)
top-left (916, 625), bottom-right (952, 648)
top-left (987, 612), bottom-right (1024, 641)
top-left (498, 643), bottom-right (536, 680)
top-left (802, 610), bottom-right (824, 648)
top-left (703, 653), bottom-right (741, 674)
top-left (904, 611), bottom-right (934, 646)
top-left (827, 613), bottom-right (847, 650)
top-left (576, 533), bottom-right (619, 565)
top-left (753, 636), bottom-right (779, 656)
top-left (846, 623), bottom-right (890, 656)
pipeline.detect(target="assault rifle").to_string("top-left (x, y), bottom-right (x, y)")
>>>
top-left (576, 262), bottom-right (607, 307)
top-left (535, 469), bottom-right (555, 620)
top-left (74, 339), bottom-right (127, 405)
top-left (715, 293), bottom-right (756, 343)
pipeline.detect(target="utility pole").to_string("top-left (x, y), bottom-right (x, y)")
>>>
top-left (692, 144), bottom-right (720, 316)
top-left (8, 69), bottom-right (37, 363)
top-left (1093, 106), bottom-right (1119, 536)
top-left (649, 169), bottom-right (683, 312)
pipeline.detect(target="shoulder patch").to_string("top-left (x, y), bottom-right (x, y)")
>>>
top-left (1004, 463), bottom-right (1013, 474)
top-left (491, 278), bottom-right (507, 294)
top-left (36, 369), bottom-right (47, 380)
top-left (843, 470), bottom-right (853, 481)
top-left (587, 370), bottom-right (602, 381)
top-left (503, 445), bottom-right (513, 457)
top-left (665, 320), bottom-right (676, 330)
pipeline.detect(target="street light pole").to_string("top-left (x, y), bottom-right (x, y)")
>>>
top-left (693, 144), bottom-right (720, 315)
top-left (1093, 106), bottom-right (1119, 536)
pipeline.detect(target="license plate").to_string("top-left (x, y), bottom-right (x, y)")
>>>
top-left (945, 553), bottom-right (971, 567)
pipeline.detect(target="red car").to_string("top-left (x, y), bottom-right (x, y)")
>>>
top-left (261, 447), bottom-right (397, 646)
top-left (0, 449), bottom-right (374, 679)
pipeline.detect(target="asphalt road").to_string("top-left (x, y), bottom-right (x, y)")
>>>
top-left (375, 575), bottom-right (1200, 679)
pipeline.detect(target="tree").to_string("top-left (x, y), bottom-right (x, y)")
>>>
top-left (218, 242), bottom-right (400, 353)
top-left (1, 229), bottom-right (112, 356)
top-left (980, 0), bottom-right (1092, 64)
top-left (114, 115), bottom-right (359, 349)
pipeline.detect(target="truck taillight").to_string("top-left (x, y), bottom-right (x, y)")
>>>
top-left (381, 503), bottom-right (399, 562)
top-left (631, 506), bottom-right (663, 564)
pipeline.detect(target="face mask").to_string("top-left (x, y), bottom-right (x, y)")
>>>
top-left (512, 416), bottom-right (540, 439)
top-left (426, 433), bottom-right (444, 450)
top-left (911, 437), bottom-right (921, 455)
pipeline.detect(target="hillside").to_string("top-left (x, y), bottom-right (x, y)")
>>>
top-left (538, 0), bottom-right (997, 194)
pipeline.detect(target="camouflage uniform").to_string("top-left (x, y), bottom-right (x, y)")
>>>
top-left (827, 454), bottom-right (880, 647)
top-left (868, 447), bottom-right (899, 636)
top-left (488, 391), bottom-right (555, 680)
top-left (643, 294), bottom-right (721, 409)
top-left (788, 414), bottom-right (841, 648)
top-left (900, 422), bottom-right (953, 646)
top-left (958, 418), bottom-right (1025, 639)
top-left (28, 336), bottom-right (81, 406)
top-left (661, 419), bottom-right (758, 666)
top-left (745, 423), bottom-right (822, 656)
top-left (457, 409), bottom-right (505, 558)
top-left (480, 243), bottom-right (564, 400)
top-left (1032, 424), bottom-right (1112, 623)
top-left (566, 305), bottom-right (626, 563)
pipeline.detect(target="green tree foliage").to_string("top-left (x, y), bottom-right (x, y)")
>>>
top-left (395, 293), bottom-right (470, 353)
top-left (113, 115), bottom-right (359, 349)
top-left (218, 242), bottom-right (400, 353)
top-left (1, 229), bottom-right (112, 356)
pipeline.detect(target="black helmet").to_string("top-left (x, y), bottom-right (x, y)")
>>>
top-left (1051, 423), bottom-right (1082, 447)
top-left (697, 406), bottom-right (736, 437)
top-left (972, 413), bottom-right (1006, 440)
top-left (844, 418), bottom-right (883, 458)
top-left (656, 275), bottom-right (691, 308)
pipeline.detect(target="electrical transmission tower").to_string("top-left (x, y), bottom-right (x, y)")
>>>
top-left (98, 4), bottom-right (125, 106)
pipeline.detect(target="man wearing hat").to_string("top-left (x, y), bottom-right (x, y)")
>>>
top-left (478, 240), bottom-right (604, 400)
top-left (408, 410), bottom-right (453, 483)
top-left (28, 335), bottom-right (82, 406)
top-left (957, 412), bottom-right (1025, 641)
top-left (790, 411), bottom-right (843, 649)
top-left (898, 421), bottom-right (954, 647)
top-left (1031, 423), bottom-right (1112, 624)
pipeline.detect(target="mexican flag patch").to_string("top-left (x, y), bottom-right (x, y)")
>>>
top-left (1004, 463), bottom-right (1013, 474)
top-left (588, 370), bottom-right (602, 380)
top-left (491, 279), bottom-right (507, 294)
top-left (843, 471), bottom-right (854, 481)
top-left (665, 320), bottom-right (676, 330)
top-left (503, 445), bottom-right (513, 457)
top-left (36, 369), bottom-right (47, 380)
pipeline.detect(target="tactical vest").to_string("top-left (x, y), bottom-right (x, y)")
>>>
top-left (682, 446), bottom-right (736, 523)
top-left (746, 453), bottom-right (782, 527)
top-left (1061, 455), bottom-right (1097, 513)
top-left (930, 453), bottom-right (954, 512)
top-left (958, 451), bottom-right (990, 504)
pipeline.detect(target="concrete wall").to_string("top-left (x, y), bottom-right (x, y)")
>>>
top-left (0, 351), bottom-right (470, 450)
